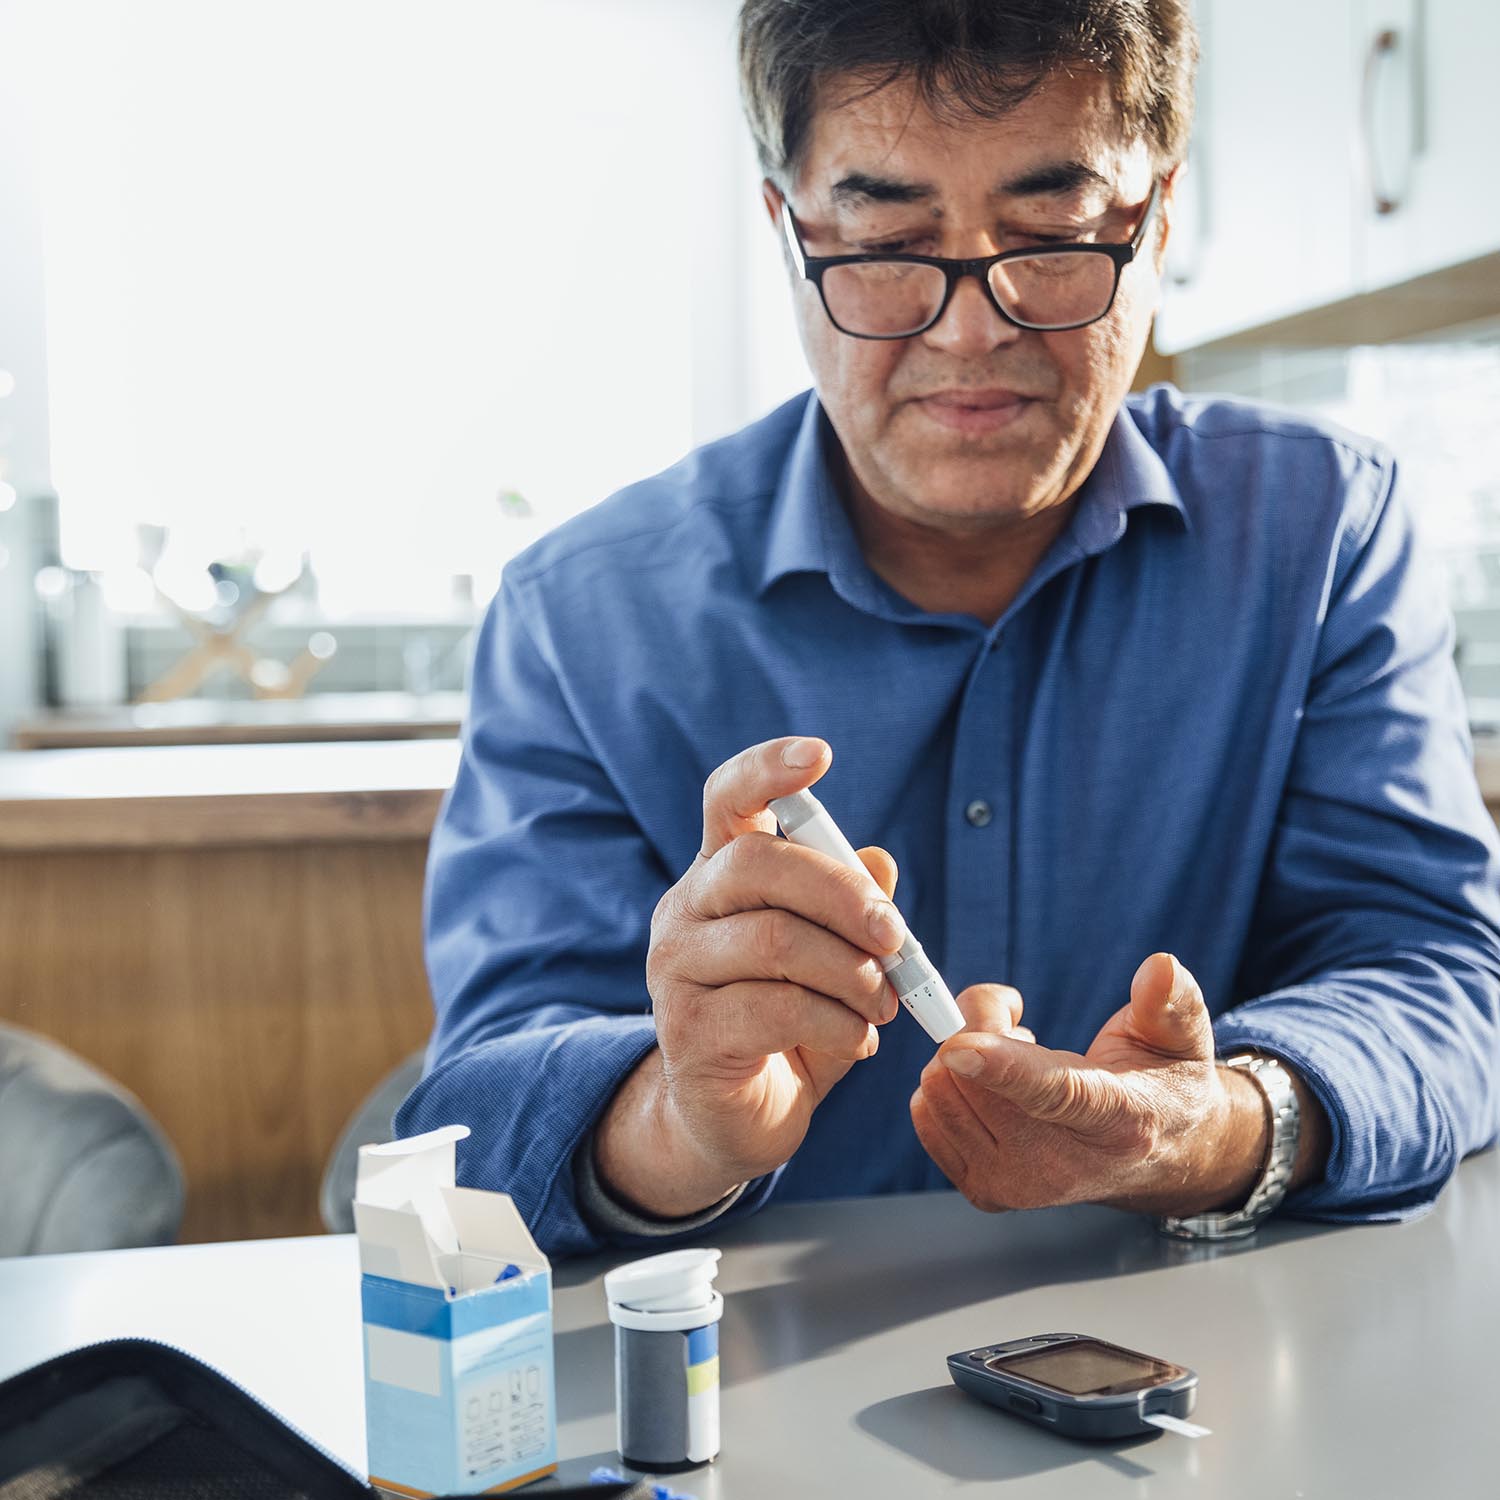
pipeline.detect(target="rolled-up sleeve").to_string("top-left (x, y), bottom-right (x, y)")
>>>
top-left (1217, 453), bottom-right (1500, 1220)
top-left (395, 573), bottom-right (780, 1257)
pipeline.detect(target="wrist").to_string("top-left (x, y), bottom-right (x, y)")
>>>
top-left (593, 1049), bottom-right (747, 1219)
top-left (1193, 1063), bottom-right (1273, 1212)
top-left (1121, 1064), bottom-right (1267, 1217)
top-left (1160, 1053), bottom-right (1308, 1240)
top-left (1188, 1054), bottom-right (1331, 1209)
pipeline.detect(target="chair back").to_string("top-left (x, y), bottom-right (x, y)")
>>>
top-left (0, 1023), bottom-right (185, 1256)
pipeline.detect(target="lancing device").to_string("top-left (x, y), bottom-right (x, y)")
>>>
top-left (768, 788), bottom-right (966, 1044)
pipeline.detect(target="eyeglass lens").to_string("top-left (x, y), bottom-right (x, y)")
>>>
top-left (821, 252), bottom-right (1119, 336)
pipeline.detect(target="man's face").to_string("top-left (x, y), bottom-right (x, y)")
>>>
top-left (772, 68), bottom-right (1170, 532)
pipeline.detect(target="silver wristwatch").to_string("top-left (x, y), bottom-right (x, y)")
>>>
top-left (1159, 1054), bottom-right (1300, 1240)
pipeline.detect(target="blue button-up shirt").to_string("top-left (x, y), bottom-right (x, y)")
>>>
top-left (397, 385), bottom-right (1500, 1257)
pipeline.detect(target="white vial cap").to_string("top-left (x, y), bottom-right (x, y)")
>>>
top-left (605, 1248), bottom-right (721, 1316)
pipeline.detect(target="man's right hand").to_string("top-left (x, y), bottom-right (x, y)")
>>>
top-left (592, 736), bottom-right (905, 1218)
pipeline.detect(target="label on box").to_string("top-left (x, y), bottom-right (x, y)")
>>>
top-left (453, 1312), bottom-right (554, 1482)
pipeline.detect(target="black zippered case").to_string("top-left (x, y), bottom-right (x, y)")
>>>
top-left (0, 1339), bottom-right (655, 1500)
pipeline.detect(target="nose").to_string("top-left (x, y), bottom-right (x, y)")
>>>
top-left (920, 270), bottom-right (1022, 358)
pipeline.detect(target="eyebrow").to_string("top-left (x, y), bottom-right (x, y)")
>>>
top-left (828, 159), bottom-right (1112, 208)
top-left (1000, 160), bottom-right (1112, 197)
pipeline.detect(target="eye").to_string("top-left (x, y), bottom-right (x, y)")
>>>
top-left (857, 236), bottom-right (926, 255)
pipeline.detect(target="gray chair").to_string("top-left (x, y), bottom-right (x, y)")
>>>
top-left (319, 1050), bottom-right (426, 1233)
top-left (0, 1023), bottom-right (185, 1256)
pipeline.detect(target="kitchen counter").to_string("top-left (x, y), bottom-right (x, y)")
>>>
top-left (0, 738), bottom-right (461, 850)
top-left (8, 691), bottom-right (465, 750)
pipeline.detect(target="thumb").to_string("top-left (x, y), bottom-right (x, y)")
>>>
top-left (1128, 952), bottom-right (1214, 1061)
top-left (857, 846), bottom-right (898, 901)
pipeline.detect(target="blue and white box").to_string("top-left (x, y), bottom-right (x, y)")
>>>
top-left (355, 1125), bottom-right (557, 1496)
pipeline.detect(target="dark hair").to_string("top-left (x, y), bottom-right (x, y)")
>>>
top-left (738, 0), bottom-right (1198, 188)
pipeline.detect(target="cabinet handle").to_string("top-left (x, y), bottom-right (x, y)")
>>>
top-left (1360, 27), bottom-right (1415, 216)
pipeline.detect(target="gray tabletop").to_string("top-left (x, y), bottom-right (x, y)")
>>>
top-left (2, 1151), bottom-right (1497, 1497)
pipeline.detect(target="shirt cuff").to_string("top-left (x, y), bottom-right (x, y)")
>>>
top-left (1214, 994), bottom-right (1452, 1223)
top-left (572, 1128), bottom-right (748, 1240)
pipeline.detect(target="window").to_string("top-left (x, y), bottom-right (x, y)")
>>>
top-left (21, 0), bottom-right (810, 623)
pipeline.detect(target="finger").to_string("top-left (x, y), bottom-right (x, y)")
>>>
top-left (952, 982), bottom-right (1025, 1035)
top-left (910, 1085), bottom-right (970, 1188)
top-left (798, 1046), bottom-right (860, 1103)
top-left (937, 1034), bottom-right (1130, 1132)
top-left (699, 737), bottom-right (830, 859)
top-left (857, 846), bottom-right (898, 901)
top-left (687, 831), bottom-right (906, 960)
top-left (1127, 952), bottom-right (1215, 1062)
top-left (682, 909), bottom-right (897, 1025)
top-left (916, 1064), bottom-right (1001, 1150)
top-left (700, 980), bottom-right (879, 1065)
top-left (911, 1079), bottom-right (1011, 1212)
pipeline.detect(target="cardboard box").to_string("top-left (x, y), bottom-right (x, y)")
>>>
top-left (355, 1125), bottom-right (557, 1496)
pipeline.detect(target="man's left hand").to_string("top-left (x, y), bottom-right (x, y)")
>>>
top-left (910, 953), bottom-right (1278, 1217)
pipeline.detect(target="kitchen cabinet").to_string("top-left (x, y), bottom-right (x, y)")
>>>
top-left (1157, 0), bottom-right (1500, 352)
top-left (1156, 0), bottom-right (1360, 352)
top-left (1360, 1), bottom-right (1500, 289)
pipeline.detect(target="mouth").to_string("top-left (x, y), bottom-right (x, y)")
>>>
top-left (909, 389), bottom-right (1039, 436)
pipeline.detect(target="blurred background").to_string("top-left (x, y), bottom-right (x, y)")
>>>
top-left (1, 0), bottom-right (1496, 1250)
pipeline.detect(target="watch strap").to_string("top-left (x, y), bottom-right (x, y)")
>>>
top-left (1159, 1053), bottom-right (1300, 1240)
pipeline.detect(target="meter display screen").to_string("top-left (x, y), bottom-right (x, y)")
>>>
top-left (987, 1339), bottom-right (1184, 1396)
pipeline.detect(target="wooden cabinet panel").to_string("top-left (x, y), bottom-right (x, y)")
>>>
top-left (0, 841), bottom-right (437, 1243)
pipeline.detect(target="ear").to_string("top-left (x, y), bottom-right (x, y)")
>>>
top-left (760, 178), bottom-right (783, 231)
top-left (1153, 161), bottom-right (1184, 275)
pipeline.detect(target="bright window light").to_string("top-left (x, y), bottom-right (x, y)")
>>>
top-left (26, 0), bottom-right (805, 618)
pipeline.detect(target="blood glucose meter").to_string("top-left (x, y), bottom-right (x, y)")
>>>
top-left (948, 1333), bottom-right (1201, 1441)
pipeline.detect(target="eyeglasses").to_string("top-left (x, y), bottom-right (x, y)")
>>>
top-left (778, 179), bottom-right (1161, 339)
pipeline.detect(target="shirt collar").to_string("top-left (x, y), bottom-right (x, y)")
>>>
top-left (758, 392), bottom-right (848, 597)
top-left (757, 390), bottom-right (1190, 601)
top-left (1064, 398), bottom-right (1191, 557)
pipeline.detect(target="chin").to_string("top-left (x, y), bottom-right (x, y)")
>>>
top-left (892, 476), bottom-right (1036, 525)
top-left (880, 445), bottom-right (1042, 518)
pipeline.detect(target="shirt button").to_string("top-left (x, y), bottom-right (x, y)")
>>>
top-left (965, 799), bottom-right (993, 828)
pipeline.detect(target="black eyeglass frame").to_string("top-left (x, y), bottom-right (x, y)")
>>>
top-left (778, 178), bottom-right (1162, 338)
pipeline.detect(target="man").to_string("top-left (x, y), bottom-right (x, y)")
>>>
top-left (398, 0), bottom-right (1500, 1255)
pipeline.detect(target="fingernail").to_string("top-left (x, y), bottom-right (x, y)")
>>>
top-left (944, 1049), bottom-right (983, 1077)
top-left (867, 901), bottom-right (904, 951)
top-left (781, 737), bottom-right (824, 769)
top-left (1166, 954), bottom-right (1184, 999)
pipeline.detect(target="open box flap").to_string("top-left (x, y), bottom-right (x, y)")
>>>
top-left (354, 1125), bottom-right (469, 1290)
top-left (443, 1186), bottom-right (547, 1268)
top-left (354, 1200), bottom-right (448, 1289)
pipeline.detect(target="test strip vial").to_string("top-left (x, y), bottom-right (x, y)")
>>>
top-left (604, 1249), bottom-right (723, 1471)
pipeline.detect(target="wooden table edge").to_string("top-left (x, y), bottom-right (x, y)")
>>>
top-left (0, 787), bottom-right (446, 850)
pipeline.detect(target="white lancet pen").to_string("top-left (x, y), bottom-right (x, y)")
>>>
top-left (768, 788), bottom-right (967, 1044)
